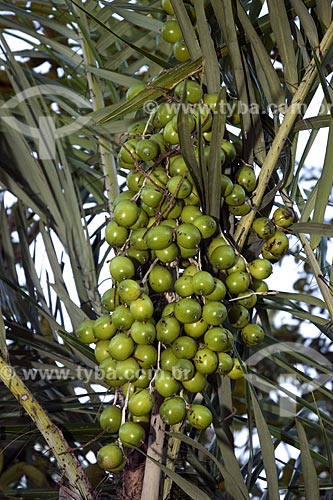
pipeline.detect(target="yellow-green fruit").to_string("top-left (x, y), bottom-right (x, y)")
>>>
top-left (272, 207), bottom-right (295, 228)
top-left (187, 404), bottom-right (213, 429)
top-left (99, 405), bottom-right (122, 433)
top-left (128, 388), bottom-right (155, 416)
top-left (119, 421), bottom-right (145, 448)
top-left (76, 320), bottom-right (96, 344)
top-left (149, 264), bottom-right (173, 292)
top-left (97, 443), bottom-right (124, 472)
top-left (241, 323), bottom-right (265, 346)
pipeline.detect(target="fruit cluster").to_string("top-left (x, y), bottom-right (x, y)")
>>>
top-left (76, 71), bottom-right (294, 472)
top-left (160, 0), bottom-right (193, 62)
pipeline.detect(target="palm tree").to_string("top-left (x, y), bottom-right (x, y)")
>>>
top-left (0, 1), bottom-right (332, 499)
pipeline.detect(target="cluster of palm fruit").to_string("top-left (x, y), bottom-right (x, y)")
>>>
top-left (160, 0), bottom-right (194, 62)
top-left (76, 74), bottom-right (294, 473)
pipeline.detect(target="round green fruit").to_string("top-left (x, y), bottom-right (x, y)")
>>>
top-left (76, 319), bottom-right (97, 344)
top-left (182, 371), bottom-right (207, 392)
top-left (130, 294), bottom-right (154, 321)
top-left (116, 357), bottom-right (140, 382)
top-left (192, 215), bottom-right (217, 239)
top-left (221, 139), bottom-right (237, 163)
top-left (228, 304), bottom-right (250, 328)
top-left (205, 278), bottom-right (227, 301)
top-left (173, 40), bottom-right (190, 62)
top-left (174, 81), bottom-right (203, 104)
top-left (209, 245), bottom-right (236, 270)
top-left (172, 358), bottom-right (195, 381)
top-left (202, 301), bottom-right (227, 326)
top-left (184, 318), bottom-right (208, 338)
top-left (235, 165), bottom-right (257, 192)
top-left (156, 316), bottom-right (181, 343)
top-left (167, 175), bottom-right (192, 199)
top-left (248, 258), bottom-right (273, 280)
top-left (181, 205), bottom-right (202, 224)
top-left (192, 271), bottom-right (215, 296)
top-left (128, 389), bottom-right (155, 416)
top-left (119, 139), bottom-right (139, 164)
top-left (227, 358), bottom-right (244, 380)
top-left (252, 217), bottom-right (276, 239)
top-left (97, 443), bottom-right (124, 471)
top-left (99, 405), bottom-right (122, 433)
top-left (130, 320), bottom-right (156, 344)
top-left (176, 223), bottom-right (202, 249)
top-left (261, 231), bottom-right (289, 260)
top-left (145, 225), bottom-right (174, 250)
top-left (272, 207), bottom-right (295, 228)
top-left (225, 184), bottom-right (246, 206)
top-left (225, 271), bottom-right (251, 294)
top-left (93, 315), bottom-right (117, 340)
top-left (193, 347), bottom-right (218, 374)
top-left (117, 279), bottom-right (141, 303)
top-left (105, 220), bottom-right (128, 248)
top-left (160, 348), bottom-right (178, 372)
top-left (111, 304), bottom-right (134, 330)
top-left (101, 288), bottom-right (117, 312)
top-left (113, 200), bottom-right (140, 228)
top-left (109, 256), bottom-right (135, 282)
top-left (155, 369), bottom-right (180, 397)
top-left (241, 323), bottom-right (265, 346)
top-left (174, 275), bottom-right (194, 297)
top-left (187, 404), bottom-right (213, 430)
top-left (161, 19), bottom-right (183, 43)
top-left (108, 333), bottom-right (134, 361)
top-left (204, 327), bottom-right (231, 352)
top-left (149, 264), bottom-right (173, 292)
top-left (136, 139), bottom-right (160, 161)
top-left (155, 243), bottom-right (179, 263)
top-left (95, 340), bottom-right (111, 364)
top-left (174, 298), bottom-right (202, 324)
top-left (134, 344), bottom-right (158, 368)
top-left (160, 397), bottom-right (186, 425)
top-left (140, 187), bottom-right (163, 208)
top-left (217, 352), bottom-right (234, 374)
top-left (126, 83), bottom-right (146, 101)
top-left (119, 421), bottom-right (145, 448)
top-left (172, 336), bottom-right (197, 359)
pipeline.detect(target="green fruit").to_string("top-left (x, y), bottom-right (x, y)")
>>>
top-left (118, 279), bottom-right (141, 303)
top-left (172, 358), bottom-right (195, 381)
top-left (172, 336), bottom-right (197, 359)
top-left (140, 187), bottom-right (164, 208)
top-left (184, 318), bottom-right (208, 338)
top-left (111, 305), bottom-right (134, 330)
top-left (174, 298), bottom-right (202, 324)
top-left (193, 347), bottom-right (218, 374)
top-left (229, 203), bottom-right (251, 216)
top-left (156, 316), bottom-right (181, 343)
top-left (154, 102), bottom-right (176, 128)
top-left (134, 344), bottom-right (158, 368)
top-left (209, 245), bottom-right (236, 270)
top-left (163, 120), bottom-right (179, 144)
top-left (155, 370), bottom-right (180, 397)
top-left (202, 301), bottom-right (227, 326)
top-left (204, 327), bottom-right (231, 352)
top-left (182, 371), bottom-right (207, 392)
top-left (176, 223), bottom-right (202, 249)
top-left (226, 256), bottom-right (246, 274)
top-left (205, 278), bottom-right (227, 301)
top-left (171, 113), bottom-right (196, 133)
top-left (76, 319), bottom-right (96, 344)
top-left (129, 209), bottom-right (149, 230)
top-left (174, 81), bottom-right (203, 104)
top-left (221, 174), bottom-right (234, 196)
top-left (174, 275), bottom-right (194, 297)
top-left (161, 19), bottom-right (183, 43)
top-left (161, 0), bottom-right (174, 14)
top-left (133, 368), bottom-right (152, 388)
top-left (93, 315), bottom-right (117, 340)
top-left (128, 121), bottom-right (153, 136)
top-left (193, 106), bottom-right (213, 132)
top-left (149, 264), bottom-right (173, 292)
top-left (159, 397), bottom-right (186, 425)
top-left (248, 258), bottom-right (273, 280)
top-left (101, 288), bottom-right (117, 312)
top-left (252, 217), bottom-right (276, 239)
top-left (126, 83), bottom-right (146, 100)
top-left (119, 139), bottom-right (139, 164)
top-left (136, 139), bottom-right (160, 161)
top-left (225, 184), bottom-right (246, 206)
top-left (116, 357), bottom-right (140, 382)
top-left (181, 205), bottom-right (202, 224)
top-left (261, 231), bottom-right (289, 260)
top-left (227, 358), bottom-right (244, 380)
top-left (130, 228), bottom-right (149, 250)
top-left (272, 207), bottom-right (295, 228)
top-left (251, 278), bottom-right (269, 293)
top-left (192, 215), bottom-right (217, 239)
top-left (241, 323), bottom-right (265, 346)
top-left (192, 271), bottom-right (215, 296)
top-left (187, 404), bottom-right (213, 429)
top-left (108, 333), bottom-right (134, 361)
top-left (99, 405), bottom-right (122, 433)
top-left (167, 175), bottom-right (192, 199)
top-left (228, 304), bottom-right (250, 328)
top-left (145, 225), bottom-right (174, 250)
top-left (207, 235), bottom-right (229, 259)
top-left (105, 220), bottom-right (129, 247)
top-left (95, 340), bottom-right (111, 363)
top-left (173, 40), bottom-right (190, 62)
top-left (113, 200), bottom-right (140, 228)
top-left (128, 389), bottom-right (155, 416)
top-left (119, 421), bottom-right (145, 448)
top-left (170, 156), bottom-right (189, 177)
top-left (126, 171), bottom-right (145, 192)
top-left (109, 256), bottom-right (135, 282)
top-left (130, 294), bottom-right (154, 321)
top-left (225, 271), bottom-right (251, 294)
top-left (130, 320), bottom-right (156, 344)
top-left (217, 352), bottom-right (234, 374)
top-left (113, 191), bottom-right (136, 206)
top-left (126, 247), bottom-right (150, 266)
top-left (237, 289), bottom-right (257, 308)
top-left (155, 243), bottom-right (179, 263)
top-left (160, 347), bottom-right (178, 371)
top-left (99, 357), bottom-right (120, 386)
top-left (221, 139), bottom-right (237, 163)
top-left (235, 165), bottom-right (257, 192)
top-left (97, 443), bottom-right (124, 471)
top-left (161, 197), bottom-right (184, 219)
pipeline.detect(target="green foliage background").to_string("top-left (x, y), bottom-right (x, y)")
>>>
top-left (0, 1), bottom-right (332, 499)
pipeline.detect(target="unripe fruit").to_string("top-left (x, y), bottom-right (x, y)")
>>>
top-left (160, 347), bottom-right (178, 371)
top-left (228, 304), bottom-right (250, 328)
top-left (136, 139), bottom-right (160, 161)
top-left (126, 83), bottom-right (146, 101)
top-left (174, 298), bottom-right (202, 324)
top-left (76, 319), bottom-right (97, 344)
top-left (93, 315), bottom-right (117, 340)
top-left (225, 184), bottom-right (246, 206)
top-left (119, 139), bottom-right (139, 164)
top-left (187, 404), bottom-right (213, 429)
top-left (97, 444), bottom-right (124, 471)
top-left (105, 220), bottom-right (129, 247)
top-left (217, 352), bottom-right (234, 374)
top-left (99, 405), bottom-right (122, 433)
top-left (156, 316), bottom-right (181, 343)
top-left (128, 388), bottom-right (154, 416)
top-left (134, 344), bottom-right (158, 368)
top-left (155, 369), bottom-right (180, 397)
top-left (173, 40), bottom-right (190, 62)
top-left (95, 340), bottom-right (112, 364)
top-left (192, 271), bottom-right (215, 296)
top-left (237, 289), bottom-right (257, 308)
top-left (226, 358), bottom-right (244, 380)
top-left (172, 358), bottom-right (195, 381)
top-left (202, 301), bottom-right (227, 326)
top-left (140, 187), bottom-right (163, 208)
top-left (172, 336), bottom-right (197, 359)
top-left (221, 139), bottom-right (237, 163)
top-left (248, 258), bottom-right (273, 280)
top-left (241, 323), bottom-right (265, 346)
top-left (101, 288), bottom-right (117, 312)
top-left (205, 278), bottom-right (227, 301)
top-left (176, 223), bottom-right (202, 249)
top-left (108, 333), bottom-right (134, 361)
top-left (130, 294), bottom-right (154, 321)
top-left (111, 305), bottom-right (134, 330)
top-left (181, 205), bottom-right (202, 224)
top-left (116, 357), bottom-right (140, 382)
top-left (155, 243), bottom-right (179, 263)
top-left (160, 397), bottom-right (186, 425)
top-left (109, 256), bottom-right (135, 282)
top-left (252, 217), bottom-right (276, 239)
top-left (261, 231), bottom-right (289, 260)
top-left (184, 318), bottom-right (208, 338)
top-left (204, 327), bottom-right (231, 352)
top-left (130, 320), bottom-right (156, 344)
top-left (192, 215), bottom-right (217, 239)
top-left (117, 279), bottom-right (141, 303)
top-left (221, 174), bottom-right (234, 196)
top-left (149, 264), bottom-right (173, 292)
top-left (119, 421), bottom-right (145, 448)
top-left (225, 271), bottom-right (251, 294)
top-left (193, 347), bottom-right (218, 374)
top-left (272, 207), bottom-right (295, 227)
top-left (174, 81), bottom-right (203, 103)
top-left (235, 165), bottom-right (257, 192)
top-left (174, 275), bottom-right (194, 297)
top-left (113, 200), bottom-right (140, 228)
top-left (209, 245), bottom-right (236, 270)
top-left (161, 19), bottom-right (183, 43)
top-left (145, 225), bottom-right (174, 250)
top-left (167, 175), bottom-right (192, 199)
top-left (182, 371), bottom-right (207, 392)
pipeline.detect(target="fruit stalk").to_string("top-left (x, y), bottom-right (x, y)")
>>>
top-left (0, 355), bottom-right (94, 499)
